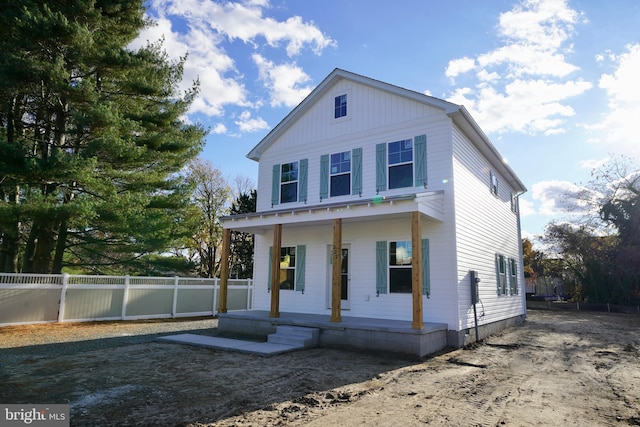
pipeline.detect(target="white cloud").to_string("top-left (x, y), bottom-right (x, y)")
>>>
top-left (211, 123), bottom-right (228, 134)
top-left (587, 43), bottom-right (640, 156)
top-left (531, 180), bottom-right (598, 216)
top-left (449, 79), bottom-right (591, 134)
top-left (156, 0), bottom-right (335, 56)
top-left (518, 197), bottom-right (536, 217)
top-left (476, 69), bottom-right (500, 82)
top-left (253, 54), bottom-right (314, 108)
top-left (445, 0), bottom-right (591, 135)
top-left (579, 157), bottom-right (609, 170)
top-left (129, 0), bottom-right (335, 130)
top-left (445, 57), bottom-right (476, 80)
top-left (234, 110), bottom-right (270, 133)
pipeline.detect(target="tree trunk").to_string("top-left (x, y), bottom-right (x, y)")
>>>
top-left (207, 246), bottom-right (214, 278)
top-left (0, 225), bottom-right (20, 273)
top-left (0, 187), bottom-right (20, 272)
top-left (22, 225), bottom-right (37, 272)
top-left (29, 218), bottom-right (58, 274)
top-left (51, 219), bottom-right (68, 274)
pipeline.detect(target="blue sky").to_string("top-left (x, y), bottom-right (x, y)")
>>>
top-left (130, 0), bottom-right (640, 245)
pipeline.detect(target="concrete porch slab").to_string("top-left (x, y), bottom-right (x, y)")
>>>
top-left (157, 333), bottom-right (304, 356)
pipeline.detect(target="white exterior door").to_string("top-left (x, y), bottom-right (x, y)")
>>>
top-left (327, 244), bottom-right (350, 310)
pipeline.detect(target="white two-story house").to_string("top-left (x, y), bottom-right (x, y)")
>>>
top-left (218, 69), bottom-right (527, 355)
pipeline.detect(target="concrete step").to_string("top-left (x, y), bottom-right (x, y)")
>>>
top-left (267, 326), bottom-right (320, 348)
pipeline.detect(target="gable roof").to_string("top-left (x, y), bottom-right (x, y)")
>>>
top-left (247, 68), bottom-right (526, 193)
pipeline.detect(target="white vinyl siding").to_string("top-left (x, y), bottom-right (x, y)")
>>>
top-left (246, 74), bottom-right (524, 334)
top-left (255, 78), bottom-right (445, 212)
top-left (252, 218), bottom-right (453, 326)
top-left (451, 125), bottom-right (524, 329)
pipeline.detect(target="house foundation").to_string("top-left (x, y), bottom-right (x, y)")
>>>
top-left (448, 314), bottom-right (527, 348)
top-left (218, 311), bottom-right (449, 357)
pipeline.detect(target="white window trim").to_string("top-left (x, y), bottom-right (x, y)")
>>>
top-left (331, 89), bottom-right (351, 124)
top-left (329, 151), bottom-right (351, 197)
top-left (388, 139), bottom-right (414, 190)
top-left (280, 161), bottom-right (298, 204)
top-left (511, 193), bottom-right (519, 213)
top-left (388, 240), bottom-right (412, 294)
top-left (490, 171), bottom-right (499, 196)
top-left (279, 246), bottom-right (296, 290)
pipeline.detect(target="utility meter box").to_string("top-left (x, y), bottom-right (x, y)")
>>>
top-left (470, 270), bottom-right (480, 304)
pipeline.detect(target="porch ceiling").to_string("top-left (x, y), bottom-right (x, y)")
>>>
top-left (222, 191), bottom-right (444, 234)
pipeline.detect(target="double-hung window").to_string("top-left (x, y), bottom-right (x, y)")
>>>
top-left (334, 94), bottom-right (347, 118)
top-left (320, 149), bottom-right (361, 199)
top-left (509, 258), bottom-right (518, 295)
top-left (389, 241), bottom-right (412, 293)
top-left (376, 135), bottom-right (427, 192)
top-left (496, 254), bottom-right (507, 295)
top-left (388, 139), bottom-right (413, 189)
top-left (376, 239), bottom-right (430, 296)
top-left (279, 246), bottom-right (296, 290)
top-left (280, 162), bottom-right (298, 204)
top-left (268, 245), bottom-right (306, 292)
top-left (490, 171), bottom-right (499, 196)
top-left (330, 151), bottom-right (351, 197)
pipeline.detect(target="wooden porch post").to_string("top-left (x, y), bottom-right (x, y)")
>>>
top-left (411, 211), bottom-right (424, 329)
top-left (218, 228), bottom-right (231, 314)
top-left (270, 224), bottom-right (282, 318)
top-left (330, 218), bottom-right (342, 323)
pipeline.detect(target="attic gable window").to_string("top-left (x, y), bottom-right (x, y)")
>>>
top-left (280, 162), bottom-right (299, 203)
top-left (334, 94), bottom-right (347, 118)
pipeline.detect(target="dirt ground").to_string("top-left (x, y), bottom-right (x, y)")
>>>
top-left (1, 310), bottom-right (639, 427)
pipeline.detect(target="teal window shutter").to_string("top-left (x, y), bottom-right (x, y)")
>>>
top-left (299, 158), bottom-right (308, 203)
top-left (414, 134), bottom-right (427, 187)
top-left (267, 246), bottom-right (273, 291)
top-left (320, 154), bottom-right (329, 200)
top-left (271, 164), bottom-right (280, 206)
top-left (495, 253), bottom-right (507, 295)
top-left (510, 258), bottom-right (518, 295)
top-left (376, 143), bottom-right (387, 192)
top-left (295, 245), bottom-right (306, 291)
top-left (376, 241), bottom-right (387, 295)
top-left (352, 147), bottom-right (362, 195)
top-left (506, 258), bottom-right (511, 295)
top-left (495, 253), bottom-right (500, 295)
top-left (421, 238), bottom-right (430, 297)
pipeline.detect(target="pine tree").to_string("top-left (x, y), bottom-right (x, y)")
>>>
top-left (0, 1), bottom-right (204, 273)
top-left (229, 190), bottom-right (256, 279)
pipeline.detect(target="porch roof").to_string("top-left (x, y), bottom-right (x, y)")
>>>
top-left (222, 190), bottom-right (444, 234)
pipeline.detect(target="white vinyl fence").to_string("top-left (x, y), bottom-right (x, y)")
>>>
top-left (0, 273), bottom-right (253, 326)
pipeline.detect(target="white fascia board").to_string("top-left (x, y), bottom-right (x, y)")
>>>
top-left (222, 191), bottom-right (445, 232)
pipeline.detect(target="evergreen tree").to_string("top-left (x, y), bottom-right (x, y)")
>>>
top-left (229, 190), bottom-right (256, 279)
top-left (0, 1), bottom-right (204, 273)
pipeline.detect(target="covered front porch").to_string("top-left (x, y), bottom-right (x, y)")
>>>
top-left (215, 192), bottom-right (447, 356)
top-left (217, 310), bottom-right (449, 357)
